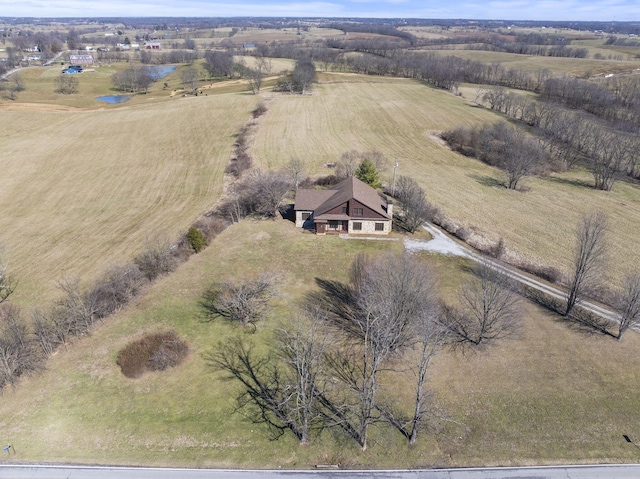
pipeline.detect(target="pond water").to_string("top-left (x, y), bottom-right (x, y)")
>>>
top-left (95, 95), bottom-right (132, 104)
top-left (149, 65), bottom-right (177, 80)
top-left (94, 66), bottom-right (176, 103)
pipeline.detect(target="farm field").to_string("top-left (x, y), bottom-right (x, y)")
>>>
top-left (0, 89), bottom-right (259, 305)
top-left (0, 219), bottom-right (639, 467)
top-left (4, 68), bottom-right (637, 301)
top-left (251, 72), bottom-right (640, 290)
top-left (1, 46), bottom-right (640, 470)
top-left (426, 49), bottom-right (640, 77)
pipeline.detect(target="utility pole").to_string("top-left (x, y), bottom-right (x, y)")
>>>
top-left (392, 160), bottom-right (399, 197)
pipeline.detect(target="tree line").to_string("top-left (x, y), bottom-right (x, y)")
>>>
top-left (479, 87), bottom-right (639, 190)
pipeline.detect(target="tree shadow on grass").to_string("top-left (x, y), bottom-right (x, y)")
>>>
top-left (523, 285), bottom-right (615, 337)
top-left (468, 174), bottom-right (505, 189)
top-left (547, 176), bottom-right (593, 189)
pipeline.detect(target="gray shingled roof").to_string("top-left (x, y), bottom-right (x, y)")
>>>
top-left (293, 189), bottom-right (335, 211)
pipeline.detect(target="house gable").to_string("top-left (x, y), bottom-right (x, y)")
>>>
top-left (293, 176), bottom-right (392, 235)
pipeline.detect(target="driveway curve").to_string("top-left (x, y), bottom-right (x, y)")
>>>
top-left (406, 223), bottom-right (621, 325)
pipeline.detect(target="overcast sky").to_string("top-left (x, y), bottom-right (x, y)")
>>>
top-left (1, 0), bottom-right (638, 21)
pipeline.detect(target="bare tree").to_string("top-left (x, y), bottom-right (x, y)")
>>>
top-left (285, 157), bottom-right (306, 190)
top-left (501, 131), bottom-right (546, 190)
top-left (54, 276), bottom-right (97, 338)
top-left (208, 314), bottom-right (329, 445)
top-left (247, 56), bottom-right (270, 94)
top-left (272, 310), bottom-right (332, 444)
top-left (616, 273), bottom-right (640, 340)
top-left (111, 66), bottom-right (154, 93)
top-left (134, 239), bottom-right (177, 281)
top-left (0, 304), bottom-right (42, 389)
top-left (442, 122), bottom-right (547, 190)
top-left (565, 212), bottom-right (609, 317)
top-left (54, 74), bottom-right (79, 94)
top-left (31, 307), bottom-right (56, 356)
top-left (395, 176), bottom-right (438, 233)
top-left (376, 273), bottom-right (444, 445)
top-left (247, 67), bottom-right (264, 95)
top-left (0, 248), bottom-right (16, 305)
top-left (588, 132), bottom-right (633, 191)
top-left (439, 264), bottom-right (521, 346)
top-left (310, 252), bottom-right (439, 450)
top-left (86, 264), bottom-right (146, 320)
top-left (181, 66), bottom-right (199, 92)
top-left (292, 58), bottom-right (316, 94)
top-left (404, 309), bottom-right (444, 444)
top-left (202, 274), bottom-right (279, 328)
top-left (203, 50), bottom-right (234, 78)
top-left (233, 169), bottom-right (293, 218)
top-left (335, 150), bottom-right (360, 180)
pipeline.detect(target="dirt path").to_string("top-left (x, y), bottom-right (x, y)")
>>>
top-left (407, 222), bottom-right (622, 325)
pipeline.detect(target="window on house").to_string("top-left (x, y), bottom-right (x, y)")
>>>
top-left (328, 220), bottom-right (339, 229)
top-left (353, 208), bottom-right (363, 217)
top-left (341, 207), bottom-right (347, 214)
top-left (353, 222), bottom-right (362, 231)
top-left (301, 212), bottom-right (310, 220)
top-left (375, 222), bottom-right (385, 231)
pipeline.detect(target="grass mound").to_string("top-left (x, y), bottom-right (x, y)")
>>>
top-left (116, 331), bottom-right (188, 378)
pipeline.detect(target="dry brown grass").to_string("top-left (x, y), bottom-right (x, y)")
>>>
top-left (1, 63), bottom-right (640, 467)
top-left (425, 49), bottom-right (640, 77)
top-left (251, 73), bottom-right (640, 291)
top-left (1, 91), bottom-right (259, 305)
top-left (0, 219), bottom-right (638, 467)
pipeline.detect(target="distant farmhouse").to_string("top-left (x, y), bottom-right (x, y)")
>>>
top-left (294, 176), bottom-right (393, 235)
top-left (69, 54), bottom-right (94, 65)
top-left (144, 42), bottom-right (161, 49)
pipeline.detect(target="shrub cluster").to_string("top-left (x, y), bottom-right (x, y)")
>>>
top-left (252, 102), bottom-right (268, 118)
top-left (116, 330), bottom-right (188, 378)
top-left (226, 123), bottom-right (254, 178)
top-left (134, 240), bottom-right (177, 281)
top-left (217, 169), bottom-right (293, 222)
top-left (431, 212), bottom-right (561, 283)
top-left (0, 304), bottom-right (44, 389)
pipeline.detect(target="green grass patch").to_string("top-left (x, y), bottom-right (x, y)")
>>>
top-left (1, 219), bottom-right (640, 468)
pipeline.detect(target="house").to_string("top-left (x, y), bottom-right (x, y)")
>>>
top-left (144, 42), bottom-right (161, 49)
top-left (69, 54), bottom-right (94, 65)
top-left (294, 176), bottom-right (393, 235)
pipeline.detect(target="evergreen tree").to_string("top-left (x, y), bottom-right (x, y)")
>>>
top-left (355, 158), bottom-right (381, 189)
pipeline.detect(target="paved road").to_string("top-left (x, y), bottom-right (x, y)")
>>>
top-left (1, 51), bottom-right (66, 80)
top-left (1, 464), bottom-right (640, 479)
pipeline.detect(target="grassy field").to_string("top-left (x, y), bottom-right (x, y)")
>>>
top-left (1, 218), bottom-right (639, 468)
top-left (251, 73), bottom-right (640, 290)
top-left (1, 58), bottom-right (640, 468)
top-left (425, 49), bottom-right (640, 77)
top-left (0, 86), bottom-right (259, 305)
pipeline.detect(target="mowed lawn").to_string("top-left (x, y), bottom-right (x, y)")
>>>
top-left (0, 92), bottom-right (259, 304)
top-left (1, 219), bottom-right (639, 468)
top-left (251, 73), bottom-right (640, 289)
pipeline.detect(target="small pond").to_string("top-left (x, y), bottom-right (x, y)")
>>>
top-left (149, 65), bottom-right (177, 80)
top-left (95, 95), bottom-right (132, 104)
